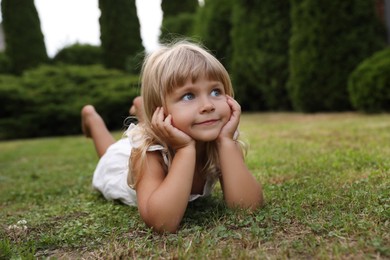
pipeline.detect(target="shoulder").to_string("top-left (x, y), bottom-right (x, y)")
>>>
top-left (131, 147), bottom-right (166, 184)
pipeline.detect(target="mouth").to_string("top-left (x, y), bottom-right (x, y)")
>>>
top-left (194, 119), bottom-right (219, 126)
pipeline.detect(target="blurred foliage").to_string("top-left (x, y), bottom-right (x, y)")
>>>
top-left (1, 0), bottom-right (48, 75)
top-left (161, 0), bottom-right (198, 16)
top-left (98, 0), bottom-right (143, 71)
top-left (159, 0), bottom-right (199, 43)
top-left (0, 1), bottom-right (389, 140)
top-left (0, 52), bottom-right (12, 74)
top-left (160, 13), bottom-right (197, 44)
top-left (0, 65), bottom-right (140, 140)
top-left (53, 43), bottom-right (102, 66)
top-left (230, 0), bottom-right (291, 111)
top-left (193, 0), bottom-right (233, 71)
top-left (288, 0), bottom-right (387, 112)
top-left (125, 50), bottom-right (146, 75)
top-left (348, 47), bottom-right (390, 113)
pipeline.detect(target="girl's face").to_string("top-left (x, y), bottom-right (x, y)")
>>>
top-left (164, 76), bottom-right (231, 142)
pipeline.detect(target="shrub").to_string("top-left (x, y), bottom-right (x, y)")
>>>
top-left (0, 65), bottom-right (140, 139)
top-left (0, 53), bottom-right (11, 74)
top-left (0, 75), bottom-right (34, 139)
top-left (0, 75), bottom-right (26, 118)
top-left (288, 0), bottom-right (387, 112)
top-left (348, 48), bottom-right (390, 113)
top-left (53, 43), bottom-right (102, 65)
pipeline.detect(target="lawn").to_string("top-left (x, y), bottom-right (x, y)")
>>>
top-left (0, 113), bottom-right (389, 259)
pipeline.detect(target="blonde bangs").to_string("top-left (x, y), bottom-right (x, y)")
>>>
top-left (158, 43), bottom-right (234, 97)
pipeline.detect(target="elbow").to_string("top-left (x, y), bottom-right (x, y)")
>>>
top-left (246, 196), bottom-right (264, 211)
top-left (255, 190), bottom-right (265, 209)
top-left (252, 194), bottom-right (265, 210)
top-left (226, 198), bottom-right (263, 211)
top-left (144, 217), bottom-right (180, 234)
top-left (248, 183), bottom-right (265, 210)
top-left (226, 188), bottom-right (264, 211)
top-left (251, 188), bottom-right (265, 210)
top-left (140, 207), bottom-right (181, 234)
top-left (150, 223), bottom-right (179, 234)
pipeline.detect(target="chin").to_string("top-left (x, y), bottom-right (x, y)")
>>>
top-left (194, 134), bottom-right (219, 142)
top-left (190, 128), bottom-right (222, 142)
top-left (200, 138), bottom-right (218, 143)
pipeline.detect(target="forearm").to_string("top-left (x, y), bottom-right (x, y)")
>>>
top-left (144, 146), bottom-right (196, 232)
top-left (218, 139), bottom-right (263, 209)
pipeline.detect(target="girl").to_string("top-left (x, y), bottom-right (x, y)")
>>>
top-left (82, 41), bottom-right (263, 233)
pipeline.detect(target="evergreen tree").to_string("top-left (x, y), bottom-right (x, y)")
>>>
top-left (1, 0), bottom-right (48, 75)
top-left (161, 1), bottom-right (198, 17)
top-left (160, 0), bottom-right (199, 43)
top-left (193, 0), bottom-right (233, 70)
top-left (98, 0), bottom-right (143, 71)
top-left (231, 0), bottom-right (291, 110)
top-left (288, 0), bottom-right (387, 112)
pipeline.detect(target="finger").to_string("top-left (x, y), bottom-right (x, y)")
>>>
top-left (227, 96), bottom-right (241, 114)
top-left (159, 107), bottom-right (171, 130)
top-left (153, 107), bottom-right (167, 133)
top-left (154, 108), bottom-right (171, 136)
top-left (163, 113), bottom-right (172, 125)
top-left (151, 107), bottom-right (157, 124)
top-left (165, 114), bottom-right (183, 138)
top-left (226, 95), bottom-right (238, 106)
top-left (151, 107), bottom-right (160, 127)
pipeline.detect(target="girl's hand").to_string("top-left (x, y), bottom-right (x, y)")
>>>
top-left (218, 95), bottom-right (241, 141)
top-left (152, 107), bottom-right (194, 150)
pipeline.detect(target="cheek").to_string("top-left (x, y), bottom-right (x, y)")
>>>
top-left (169, 110), bottom-right (190, 129)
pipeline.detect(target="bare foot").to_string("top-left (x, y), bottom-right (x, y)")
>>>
top-left (81, 105), bottom-right (97, 138)
top-left (129, 96), bottom-right (143, 122)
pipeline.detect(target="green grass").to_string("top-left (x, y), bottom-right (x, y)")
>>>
top-left (1, 113), bottom-right (389, 259)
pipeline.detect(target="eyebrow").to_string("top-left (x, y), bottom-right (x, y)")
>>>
top-left (173, 80), bottom-right (223, 94)
top-left (171, 85), bottom-right (196, 97)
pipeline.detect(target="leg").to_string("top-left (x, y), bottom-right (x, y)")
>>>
top-left (81, 105), bottom-right (116, 158)
top-left (129, 96), bottom-right (144, 122)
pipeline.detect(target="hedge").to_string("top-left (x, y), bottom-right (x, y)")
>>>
top-left (53, 43), bottom-right (103, 66)
top-left (0, 65), bottom-right (140, 139)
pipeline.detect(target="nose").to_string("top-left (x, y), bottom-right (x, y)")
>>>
top-left (200, 96), bottom-right (215, 113)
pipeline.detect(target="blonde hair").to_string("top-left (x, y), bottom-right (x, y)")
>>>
top-left (130, 40), bottom-right (238, 187)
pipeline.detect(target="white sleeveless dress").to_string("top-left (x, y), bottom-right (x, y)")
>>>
top-left (92, 124), bottom-right (219, 206)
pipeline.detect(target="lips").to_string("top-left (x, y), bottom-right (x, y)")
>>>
top-left (194, 119), bottom-right (219, 126)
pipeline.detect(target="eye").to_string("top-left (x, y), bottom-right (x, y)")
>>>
top-left (182, 93), bottom-right (195, 101)
top-left (211, 88), bottom-right (222, 97)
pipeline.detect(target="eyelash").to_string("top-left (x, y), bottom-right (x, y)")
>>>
top-left (211, 89), bottom-right (221, 96)
top-left (181, 88), bottom-right (224, 101)
top-left (182, 93), bottom-right (194, 101)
